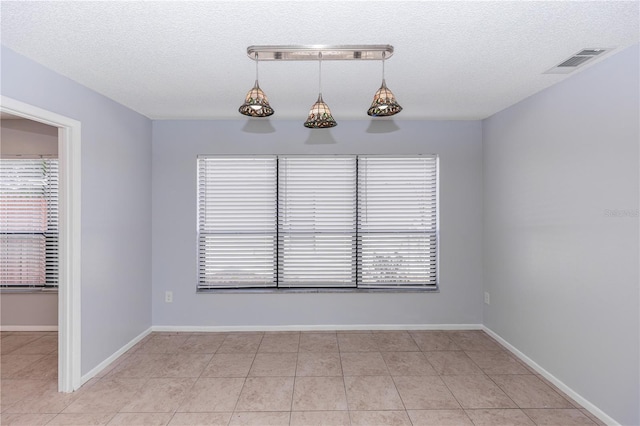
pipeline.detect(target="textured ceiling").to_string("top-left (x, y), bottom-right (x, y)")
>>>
top-left (1, 1), bottom-right (638, 120)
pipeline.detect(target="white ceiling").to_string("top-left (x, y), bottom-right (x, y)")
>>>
top-left (1, 1), bottom-right (638, 121)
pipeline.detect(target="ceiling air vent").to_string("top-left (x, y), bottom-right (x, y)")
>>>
top-left (576, 49), bottom-right (606, 56)
top-left (544, 48), bottom-right (613, 74)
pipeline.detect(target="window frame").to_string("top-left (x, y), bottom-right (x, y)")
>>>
top-left (196, 154), bottom-right (439, 293)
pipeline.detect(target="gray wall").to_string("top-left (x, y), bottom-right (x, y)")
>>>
top-left (1, 45), bottom-right (153, 375)
top-left (152, 120), bottom-right (483, 327)
top-left (1, 118), bottom-right (59, 327)
top-left (483, 44), bottom-right (639, 425)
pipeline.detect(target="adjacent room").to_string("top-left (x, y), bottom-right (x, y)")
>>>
top-left (1, 2), bottom-right (638, 425)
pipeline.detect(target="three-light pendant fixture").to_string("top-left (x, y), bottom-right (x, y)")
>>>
top-left (238, 45), bottom-right (402, 128)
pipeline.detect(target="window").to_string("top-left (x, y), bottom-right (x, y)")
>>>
top-left (197, 157), bottom-right (277, 288)
top-left (0, 158), bottom-right (59, 288)
top-left (197, 155), bottom-right (437, 291)
top-left (357, 157), bottom-right (438, 288)
top-left (278, 157), bottom-right (357, 288)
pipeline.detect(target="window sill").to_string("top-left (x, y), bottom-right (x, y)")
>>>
top-left (197, 286), bottom-right (439, 294)
top-left (0, 288), bottom-right (59, 294)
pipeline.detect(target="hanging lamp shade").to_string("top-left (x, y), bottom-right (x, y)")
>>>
top-left (238, 80), bottom-right (274, 117)
top-left (305, 52), bottom-right (336, 129)
top-left (304, 94), bottom-right (337, 128)
top-left (367, 79), bottom-right (402, 117)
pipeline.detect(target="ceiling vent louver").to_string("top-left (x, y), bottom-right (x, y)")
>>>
top-left (544, 48), bottom-right (613, 74)
top-left (557, 56), bottom-right (593, 67)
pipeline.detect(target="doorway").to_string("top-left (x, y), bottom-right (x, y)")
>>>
top-left (1, 96), bottom-right (81, 392)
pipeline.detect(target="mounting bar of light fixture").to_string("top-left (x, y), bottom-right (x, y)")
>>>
top-left (247, 45), bottom-right (394, 61)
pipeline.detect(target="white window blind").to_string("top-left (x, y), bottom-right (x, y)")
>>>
top-left (278, 157), bottom-right (357, 287)
top-left (197, 155), bottom-right (438, 290)
top-left (0, 158), bottom-right (59, 288)
top-left (197, 157), bottom-right (277, 289)
top-left (358, 156), bottom-right (438, 288)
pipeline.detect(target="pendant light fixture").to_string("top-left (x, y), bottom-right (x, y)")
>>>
top-left (304, 52), bottom-right (337, 129)
top-left (238, 52), bottom-right (274, 117)
top-left (240, 46), bottom-right (400, 121)
top-left (367, 52), bottom-right (402, 117)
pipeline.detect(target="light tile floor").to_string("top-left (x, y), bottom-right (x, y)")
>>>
top-left (0, 330), bottom-right (605, 425)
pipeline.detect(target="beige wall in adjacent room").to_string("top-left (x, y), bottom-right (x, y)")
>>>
top-left (1, 293), bottom-right (58, 327)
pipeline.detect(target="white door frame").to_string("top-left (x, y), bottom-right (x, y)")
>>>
top-left (1, 96), bottom-right (82, 392)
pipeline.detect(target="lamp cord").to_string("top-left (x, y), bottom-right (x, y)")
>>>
top-left (319, 52), bottom-right (323, 96)
top-left (255, 52), bottom-right (259, 82)
top-left (382, 51), bottom-right (386, 81)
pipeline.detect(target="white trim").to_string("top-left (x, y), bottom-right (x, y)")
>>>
top-left (483, 326), bottom-right (619, 426)
top-left (0, 326), bottom-right (59, 332)
top-left (79, 327), bottom-right (152, 387)
top-left (152, 324), bottom-right (483, 333)
top-left (1, 96), bottom-right (82, 393)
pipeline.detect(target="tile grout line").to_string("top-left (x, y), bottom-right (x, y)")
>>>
top-left (165, 333), bottom-right (216, 424)
top-left (227, 332), bottom-right (263, 424)
top-left (289, 333), bottom-right (301, 419)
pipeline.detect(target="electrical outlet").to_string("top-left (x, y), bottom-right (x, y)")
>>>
top-left (165, 291), bottom-right (173, 303)
top-left (484, 291), bottom-right (490, 305)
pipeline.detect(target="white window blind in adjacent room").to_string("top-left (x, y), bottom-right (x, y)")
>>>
top-left (357, 156), bottom-right (438, 288)
top-left (278, 156), bottom-right (357, 288)
top-left (0, 158), bottom-right (59, 288)
top-left (197, 156), bottom-right (278, 289)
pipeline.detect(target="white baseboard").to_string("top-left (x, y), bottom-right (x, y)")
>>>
top-left (483, 326), bottom-right (619, 426)
top-left (0, 325), bottom-right (58, 332)
top-left (152, 323), bottom-right (483, 333)
top-left (79, 327), bottom-right (152, 387)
